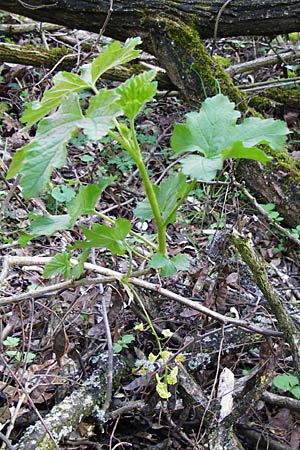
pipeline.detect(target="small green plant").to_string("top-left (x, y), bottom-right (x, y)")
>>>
top-left (259, 203), bottom-right (284, 223)
top-left (6, 37), bottom-right (289, 398)
top-left (113, 333), bottom-right (135, 353)
top-left (3, 336), bottom-right (36, 364)
top-left (273, 373), bottom-right (300, 399)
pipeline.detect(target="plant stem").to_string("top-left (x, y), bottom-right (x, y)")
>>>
top-left (110, 121), bottom-right (167, 256)
top-left (129, 118), bottom-right (166, 255)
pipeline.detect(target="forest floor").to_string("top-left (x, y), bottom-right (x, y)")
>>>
top-left (1, 12), bottom-right (300, 450)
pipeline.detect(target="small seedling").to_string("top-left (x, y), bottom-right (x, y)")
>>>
top-left (113, 334), bottom-right (135, 353)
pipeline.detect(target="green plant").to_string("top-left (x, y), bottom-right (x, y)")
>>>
top-left (273, 373), bottom-right (300, 399)
top-left (6, 37), bottom-right (289, 397)
top-left (113, 333), bottom-right (135, 353)
top-left (3, 336), bottom-right (36, 364)
top-left (259, 203), bottom-right (284, 223)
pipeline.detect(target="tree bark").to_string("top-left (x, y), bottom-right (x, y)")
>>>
top-left (1, 0), bottom-right (300, 48)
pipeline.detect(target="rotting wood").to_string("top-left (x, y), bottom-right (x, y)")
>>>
top-left (229, 229), bottom-right (300, 376)
top-left (1, 0), bottom-right (300, 42)
top-left (14, 354), bottom-right (125, 450)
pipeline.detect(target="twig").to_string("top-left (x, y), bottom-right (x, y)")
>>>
top-left (0, 431), bottom-right (15, 450)
top-left (99, 285), bottom-right (114, 414)
top-left (1, 256), bottom-right (283, 338)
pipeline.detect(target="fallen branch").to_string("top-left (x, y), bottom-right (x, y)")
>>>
top-left (229, 229), bottom-right (300, 375)
top-left (14, 354), bottom-right (125, 450)
top-left (0, 255), bottom-right (283, 337)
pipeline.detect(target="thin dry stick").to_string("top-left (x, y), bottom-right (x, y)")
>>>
top-left (0, 356), bottom-right (60, 450)
top-left (99, 285), bottom-right (114, 414)
top-left (0, 256), bottom-right (283, 338)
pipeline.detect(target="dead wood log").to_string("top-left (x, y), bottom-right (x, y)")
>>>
top-left (14, 354), bottom-right (125, 450)
top-left (1, 0), bottom-right (300, 42)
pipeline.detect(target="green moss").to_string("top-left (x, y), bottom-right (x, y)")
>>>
top-left (155, 18), bottom-right (244, 106)
top-left (248, 95), bottom-right (275, 114)
top-left (268, 149), bottom-right (300, 184)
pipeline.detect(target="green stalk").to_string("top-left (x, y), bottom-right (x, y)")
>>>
top-left (109, 121), bottom-right (167, 256)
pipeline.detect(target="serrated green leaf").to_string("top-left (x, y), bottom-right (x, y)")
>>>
top-left (43, 252), bottom-right (72, 279)
top-left (29, 214), bottom-right (71, 236)
top-left (134, 173), bottom-right (190, 225)
top-left (235, 117), bottom-right (289, 150)
top-left (171, 94), bottom-right (240, 157)
top-left (180, 154), bottom-right (223, 181)
top-left (171, 94), bottom-right (289, 181)
top-left (71, 249), bottom-right (89, 280)
top-left (81, 37), bottom-right (142, 85)
top-left (76, 218), bottom-right (131, 255)
top-left (81, 89), bottom-right (122, 140)
top-left (221, 141), bottom-right (272, 163)
top-left (68, 177), bottom-right (114, 225)
top-left (11, 93), bottom-right (83, 198)
top-left (21, 72), bottom-right (90, 127)
top-left (117, 70), bottom-right (157, 120)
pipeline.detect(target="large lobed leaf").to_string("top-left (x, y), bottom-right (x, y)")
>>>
top-left (171, 94), bottom-right (289, 181)
top-left (21, 38), bottom-right (142, 127)
top-left (76, 218), bottom-right (132, 255)
top-left (8, 93), bottom-right (84, 198)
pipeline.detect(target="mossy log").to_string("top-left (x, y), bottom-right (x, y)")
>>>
top-left (1, 0), bottom-right (300, 42)
top-left (14, 354), bottom-right (125, 450)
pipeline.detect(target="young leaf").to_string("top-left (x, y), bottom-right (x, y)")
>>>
top-left (8, 93), bottom-right (83, 198)
top-left (155, 374), bottom-right (171, 399)
top-left (68, 177), bottom-right (114, 225)
top-left (76, 218), bottom-right (131, 255)
top-left (117, 70), bottom-right (157, 121)
top-left (81, 89), bottom-right (122, 140)
top-left (166, 366), bottom-right (178, 385)
top-left (43, 252), bottom-right (72, 279)
top-left (21, 72), bottom-right (90, 127)
top-left (81, 37), bottom-right (142, 86)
